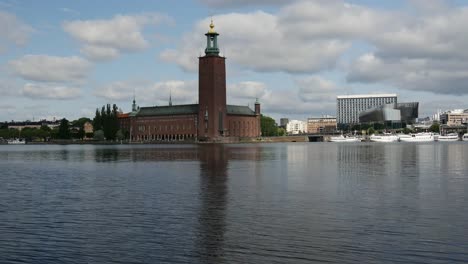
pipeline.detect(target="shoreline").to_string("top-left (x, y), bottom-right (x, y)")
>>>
top-left (3, 136), bottom-right (310, 145)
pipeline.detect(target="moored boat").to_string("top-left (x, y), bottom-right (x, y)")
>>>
top-left (462, 133), bottom-right (468, 142)
top-left (438, 133), bottom-right (459, 142)
top-left (399, 133), bottom-right (434, 142)
top-left (7, 138), bottom-right (26, 144)
top-left (329, 135), bottom-right (360, 142)
top-left (369, 133), bottom-right (399, 143)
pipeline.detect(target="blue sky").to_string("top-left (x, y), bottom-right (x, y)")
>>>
top-left (1, 0), bottom-right (468, 123)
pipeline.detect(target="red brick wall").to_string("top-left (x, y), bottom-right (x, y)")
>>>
top-left (130, 114), bottom-right (198, 141)
top-left (198, 55), bottom-right (227, 139)
top-left (226, 115), bottom-right (261, 137)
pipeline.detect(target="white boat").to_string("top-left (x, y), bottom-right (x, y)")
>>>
top-left (7, 138), bottom-right (26, 144)
top-left (369, 133), bottom-right (399, 143)
top-left (329, 135), bottom-right (360, 142)
top-left (462, 133), bottom-right (468, 142)
top-left (438, 133), bottom-right (459, 142)
top-left (399, 133), bottom-right (435, 142)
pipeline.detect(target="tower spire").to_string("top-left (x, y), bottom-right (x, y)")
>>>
top-left (132, 89), bottom-right (137, 112)
top-left (169, 89), bottom-right (172, 106)
top-left (205, 19), bottom-right (220, 56)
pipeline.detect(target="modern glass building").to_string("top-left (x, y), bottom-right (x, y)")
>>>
top-left (359, 102), bottom-right (419, 125)
top-left (336, 94), bottom-right (397, 127)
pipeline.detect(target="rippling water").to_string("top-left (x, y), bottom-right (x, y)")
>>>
top-left (0, 143), bottom-right (467, 263)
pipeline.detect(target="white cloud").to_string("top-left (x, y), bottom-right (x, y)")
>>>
top-left (160, 10), bottom-right (351, 73)
top-left (94, 80), bottom-right (147, 101)
top-left (198, 0), bottom-right (291, 8)
top-left (94, 80), bottom-right (198, 109)
top-left (22, 83), bottom-right (81, 100)
top-left (0, 77), bottom-right (21, 96)
top-left (347, 6), bottom-right (468, 95)
top-left (163, 1), bottom-right (468, 96)
top-left (226, 76), bottom-right (340, 118)
top-left (63, 13), bottom-right (172, 61)
top-left (228, 81), bottom-right (266, 100)
top-left (0, 10), bottom-right (34, 51)
top-left (295, 76), bottom-right (338, 102)
top-left (60, 7), bottom-right (79, 16)
top-left (9, 55), bottom-right (91, 83)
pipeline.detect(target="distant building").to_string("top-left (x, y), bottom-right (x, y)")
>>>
top-left (118, 21), bottom-right (261, 142)
top-left (307, 116), bottom-right (336, 133)
top-left (337, 94), bottom-right (397, 127)
top-left (83, 121), bottom-right (93, 134)
top-left (286, 120), bottom-right (307, 135)
top-left (279, 118), bottom-right (289, 128)
top-left (359, 102), bottom-right (419, 125)
top-left (440, 109), bottom-right (468, 126)
top-left (7, 120), bottom-right (60, 131)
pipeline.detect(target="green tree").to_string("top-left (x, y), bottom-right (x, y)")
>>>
top-left (0, 128), bottom-right (19, 139)
top-left (93, 104), bottom-right (120, 140)
top-left (77, 127), bottom-right (85, 140)
top-left (20, 127), bottom-right (36, 140)
top-left (93, 108), bottom-right (102, 131)
top-left (429, 123), bottom-right (440, 133)
top-left (367, 127), bottom-right (375, 135)
top-left (57, 118), bottom-right (71, 139)
top-left (278, 127), bottom-right (286, 136)
top-left (261, 115), bottom-right (278, 136)
top-left (73, 117), bottom-right (91, 128)
top-left (116, 129), bottom-right (124, 141)
top-left (94, 130), bottom-right (105, 141)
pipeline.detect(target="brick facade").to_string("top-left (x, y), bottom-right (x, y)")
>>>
top-left (118, 22), bottom-right (261, 142)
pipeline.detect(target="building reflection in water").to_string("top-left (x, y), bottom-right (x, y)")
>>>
top-left (196, 144), bottom-right (229, 263)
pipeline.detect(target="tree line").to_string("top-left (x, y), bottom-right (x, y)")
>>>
top-left (92, 104), bottom-right (122, 141)
top-left (0, 117), bottom-right (91, 141)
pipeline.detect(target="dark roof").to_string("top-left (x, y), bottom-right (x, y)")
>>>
top-left (227, 105), bottom-right (256, 116)
top-left (136, 104), bottom-right (198, 116)
top-left (134, 104), bottom-right (256, 117)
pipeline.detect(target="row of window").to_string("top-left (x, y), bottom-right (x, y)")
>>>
top-left (132, 134), bottom-right (196, 141)
top-left (137, 124), bottom-right (193, 132)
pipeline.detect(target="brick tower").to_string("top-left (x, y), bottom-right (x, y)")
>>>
top-left (198, 20), bottom-right (227, 140)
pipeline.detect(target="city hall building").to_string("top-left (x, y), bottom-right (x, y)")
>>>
top-left (119, 21), bottom-right (261, 142)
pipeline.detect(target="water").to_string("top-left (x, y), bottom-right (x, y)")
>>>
top-left (0, 143), bottom-right (467, 263)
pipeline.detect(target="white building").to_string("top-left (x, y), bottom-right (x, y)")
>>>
top-left (337, 94), bottom-right (397, 126)
top-left (286, 120), bottom-right (307, 135)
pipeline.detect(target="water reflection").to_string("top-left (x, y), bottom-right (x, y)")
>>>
top-left (196, 144), bottom-right (228, 263)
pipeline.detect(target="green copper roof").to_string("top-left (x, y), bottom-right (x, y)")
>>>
top-left (136, 104), bottom-right (198, 116)
top-left (133, 104), bottom-right (255, 117)
top-left (227, 105), bottom-right (256, 116)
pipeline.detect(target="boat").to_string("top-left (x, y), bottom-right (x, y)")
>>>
top-left (438, 133), bottom-right (459, 142)
top-left (369, 133), bottom-right (399, 143)
top-left (329, 135), bottom-right (361, 142)
top-left (7, 138), bottom-right (26, 144)
top-left (462, 133), bottom-right (468, 142)
top-left (398, 133), bottom-right (435, 142)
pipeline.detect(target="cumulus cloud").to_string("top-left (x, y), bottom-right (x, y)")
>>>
top-left (295, 76), bottom-right (338, 102)
top-left (22, 83), bottom-right (81, 100)
top-left (160, 10), bottom-right (351, 73)
top-left (63, 13), bottom-right (172, 61)
top-left (0, 10), bottom-right (34, 51)
top-left (163, 0), bottom-right (468, 96)
top-left (347, 5), bottom-right (468, 95)
top-left (94, 80), bottom-right (198, 108)
top-left (226, 76), bottom-right (340, 117)
top-left (198, 0), bottom-right (291, 8)
top-left (0, 77), bottom-right (21, 96)
top-left (9, 55), bottom-right (91, 83)
top-left (228, 81), bottom-right (266, 100)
